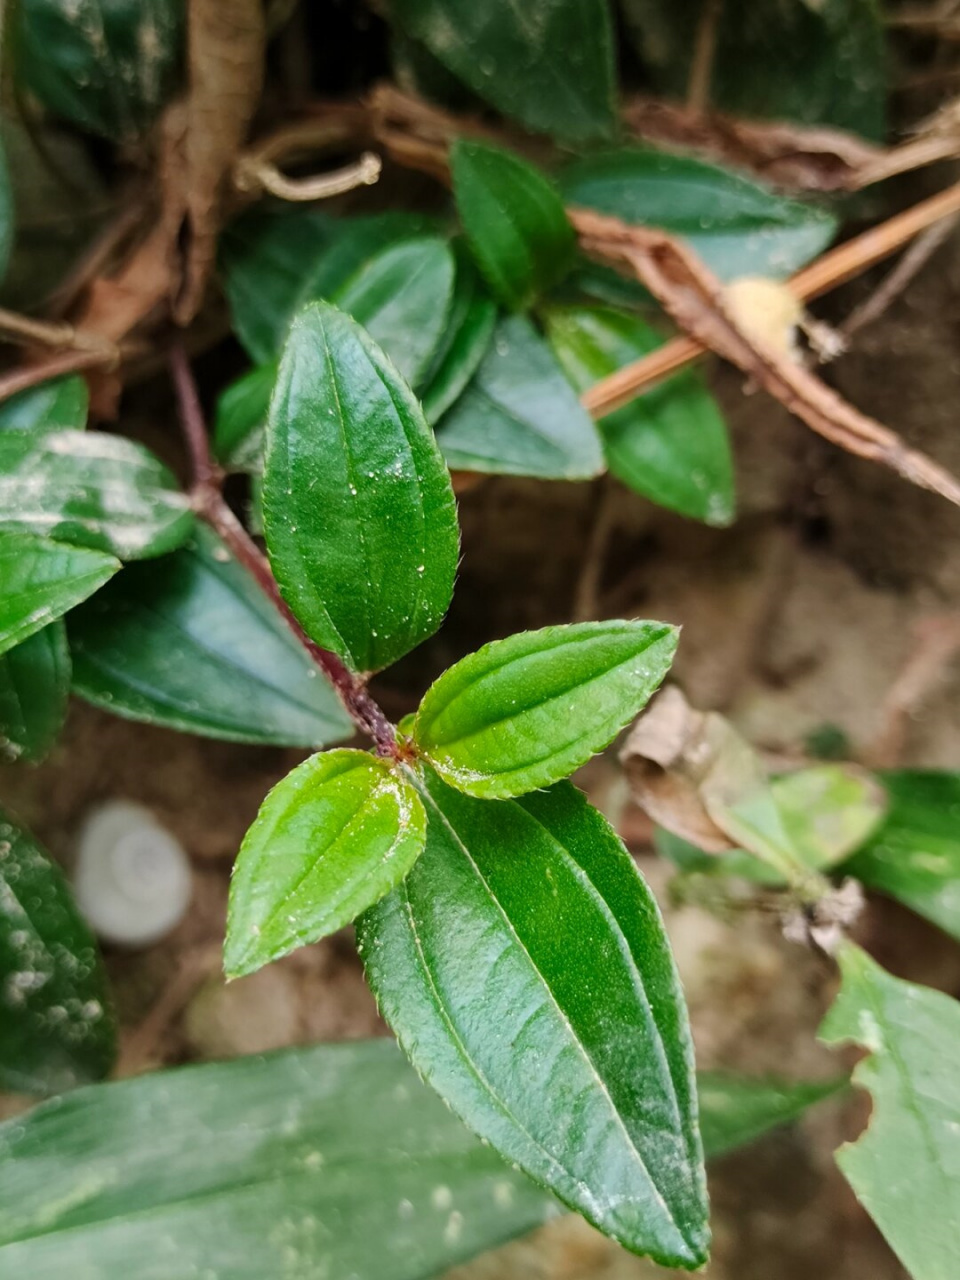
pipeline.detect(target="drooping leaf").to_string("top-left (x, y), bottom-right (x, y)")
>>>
top-left (0, 807), bottom-right (116, 1095)
top-left (0, 137), bottom-right (12, 286)
top-left (819, 943), bottom-right (960, 1280)
top-left (414, 620), bottom-right (677, 799)
top-left (391, 0), bottom-right (616, 144)
top-left (358, 775), bottom-right (709, 1266)
top-left (0, 429), bottom-right (193, 560)
top-left (436, 314), bottom-right (604, 479)
top-left (0, 376), bottom-right (89, 434)
top-left (546, 304), bottom-right (735, 525)
top-left (0, 532), bottom-right (119, 656)
top-left (697, 1072), bottom-right (848, 1160)
top-left (421, 244), bottom-right (498, 424)
top-left (13, 0), bottom-right (185, 141)
top-left (264, 302), bottom-right (459, 673)
top-left (451, 140), bottom-right (575, 311)
top-left (0, 1039), bottom-right (554, 1279)
top-left (226, 750), bottom-right (426, 978)
top-left (68, 527), bottom-right (352, 748)
top-left (0, 623), bottom-right (70, 763)
top-left (558, 149), bottom-right (837, 282)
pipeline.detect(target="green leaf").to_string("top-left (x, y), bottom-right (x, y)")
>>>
top-left (391, 0), bottom-right (616, 144)
top-left (0, 429), bottom-right (193, 560)
top-left (0, 1039), bottom-right (554, 1278)
top-left (13, 0), bottom-right (185, 141)
top-left (0, 532), bottom-right (119, 656)
top-left (0, 807), bottom-right (116, 1095)
top-left (414, 620), bottom-right (677, 799)
top-left (558, 149), bottom-right (837, 282)
top-left (546, 305), bottom-right (735, 525)
top-left (698, 1072), bottom-right (848, 1160)
top-left (0, 376), bottom-right (89, 434)
top-left (0, 137), bottom-right (12, 286)
top-left (226, 750), bottom-right (426, 978)
top-left (451, 140), bottom-right (574, 311)
top-left (0, 623), bottom-right (70, 763)
top-left (212, 363), bottom-right (273, 471)
top-left (436, 315), bottom-right (604, 479)
top-left (68, 527), bottom-right (352, 748)
top-left (844, 771), bottom-right (960, 943)
top-left (819, 943), bottom-right (960, 1280)
top-left (264, 302), bottom-right (459, 673)
top-left (421, 244), bottom-right (498, 425)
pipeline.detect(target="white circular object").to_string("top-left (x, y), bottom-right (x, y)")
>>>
top-left (73, 800), bottom-right (192, 947)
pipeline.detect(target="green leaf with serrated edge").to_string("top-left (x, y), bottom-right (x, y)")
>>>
top-left (0, 376), bottom-right (89, 434)
top-left (358, 774), bottom-right (709, 1267)
top-left (436, 314), bottom-right (604, 479)
top-left (0, 807), bottom-right (116, 1095)
top-left (558, 149), bottom-right (837, 283)
top-left (0, 1040), bottom-right (554, 1278)
top-left (68, 527), bottom-right (352, 748)
top-left (819, 943), bottom-right (960, 1280)
top-left (0, 532), bottom-right (118, 656)
top-left (844, 770), bottom-right (960, 943)
top-left (414, 620), bottom-right (677, 799)
top-left (421, 244), bottom-right (498, 425)
top-left (13, 0), bottom-right (184, 141)
top-left (0, 137), bottom-right (12, 286)
top-left (264, 302), bottom-right (459, 673)
top-left (391, 0), bottom-right (616, 144)
top-left (0, 429), bottom-right (193, 560)
top-left (213, 364), bottom-right (274, 470)
top-left (545, 305), bottom-right (734, 525)
top-left (451, 140), bottom-right (575, 312)
top-left (226, 751), bottom-right (426, 978)
top-left (0, 623), bottom-right (70, 763)
top-left (697, 1072), bottom-right (848, 1160)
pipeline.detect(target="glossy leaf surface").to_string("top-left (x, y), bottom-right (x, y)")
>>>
top-left (358, 775), bottom-right (709, 1266)
top-left (421, 246), bottom-right (498, 424)
top-left (697, 1072), bottom-right (848, 1159)
top-left (0, 1039), bottom-right (554, 1279)
top-left (0, 623), bottom-right (70, 763)
top-left (0, 376), bottom-right (89, 434)
top-left (226, 751), bottom-right (426, 978)
top-left (0, 532), bottom-right (118, 656)
top-left (264, 303), bottom-right (459, 672)
top-left (69, 527), bottom-right (352, 748)
top-left (414, 621), bottom-right (677, 798)
top-left (0, 808), bottom-right (115, 1095)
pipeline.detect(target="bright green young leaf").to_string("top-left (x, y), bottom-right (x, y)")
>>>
top-left (358, 775), bottom-right (709, 1266)
top-left (0, 623), bottom-right (70, 763)
top-left (451, 140), bottom-right (574, 311)
top-left (0, 137), bottom-right (12, 286)
top-left (264, 302), bottom-right (459, 673)
top-left (0, 807), bottom-right (116, 1095)
top-left (414, 620), bottom-right (677, 799)
top-left (819, 943), bottom-right (960, 1280)
top-left (13, 0), bottom-right (185, 141)
top-left (546, 305), bottom-right (735, 525)
top-left (0, 376), bottom-right (89, 434)
top-left (226, 750), bottom-right (426, 978)
top-left (421, 244), bottom-right (498, 424)
top-left (558, 149), bottom-right (837, 282)
top-left (391, 0), bottom-right (616, 144)
top-left (0, 1039), bottom-right (554, 1279)
top-left (0, 532), bottom-right (118, 656)
top-left (697, 1072), bottom-right (848, 1160)
top-left (0, 429), bottom-right (193, 560)
top-left (68, 527), bottom-right (352, 748)
top-left (844, 770), bottom-right (960, 943)
top-left (436, 315), bottom-right (604, 479)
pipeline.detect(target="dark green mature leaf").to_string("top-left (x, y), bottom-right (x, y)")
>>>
top-left (0, 1039), bottom-right (554, 1279)
top-left (226, 750), bottom-right (426, 978)
top-left (0, 430), bottom-right (193, 560)
top-left (391, 0), bottom-right (616, 144)
top-left (0, 532), bottom-right (118, 656)
top-left (358, 775), bottom-right (709, 1266)
top-left (558, 149), bottom-right (837, 282)
top-left (451, 140), bottom-right (574, 311)
top-left (0, 376), bottom-right (88, 434)
top-left (13, 0), bottom-right (185, 141)
top-left (0, 623), bottom-right (70, 763)
top-left (436, 315), bottom-right (604, 478)
top-left (264, 302), bottom-right (459, 673)
top-left (0, 138), bottom-right (12, 286)
top-left (69, 527), bottom-right (352, 747)
top-left (414, 621), bottom-right (677, 798)
top-left (0, 807), bottom-right (115, 1095)
top-left (546, 305), bottom-right (734, 525)
top-left (697, 1073), bottom-right (848, 1160)
top-left (421, 245), bottom-right (498, 425)
top-left (844, 771), bottom-right (960, 943)
top-left (819, 943), bottom-right (960, 1280)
